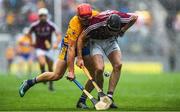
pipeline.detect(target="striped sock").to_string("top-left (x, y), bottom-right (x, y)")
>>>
top-left (79, 94), bottom-right (87, 103)
top-left (107, 91), bottom-right (113, 99)
top-left (27, 77), bottom-right (37, 86)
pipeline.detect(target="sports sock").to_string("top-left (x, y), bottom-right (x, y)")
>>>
top-left (107, 91), bottom-right (114, 99)
top-left (40, 65), bottom-right (45, 73)
top-left (27, 77), bottom-right (37, 86)
top-left (79, 94), bottom-right (87, 103)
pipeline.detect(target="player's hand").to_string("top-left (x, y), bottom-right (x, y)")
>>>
top-left (53, 43), bottom-right (58, 49)
top-left (76, 57), bottom-right (84, 68)
top-left (66, 72), bottom-right (75, 81)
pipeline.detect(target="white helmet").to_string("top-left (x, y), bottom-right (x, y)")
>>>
top-left (38, 8), bottom-right (48, 15)
top-left (23, 27), bottom-right (29, 34)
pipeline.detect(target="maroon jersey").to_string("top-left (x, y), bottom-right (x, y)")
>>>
top-left (28, 20), bottom-right (59, 50)
top-left (82, 10), bottom-right (133, 39)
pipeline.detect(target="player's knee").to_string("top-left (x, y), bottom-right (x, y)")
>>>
top-left (95, 67), bottom-right (104, 75)
top-left (113, 63), bottom-right (122, 72)
top-left (51, 73), bottom-right (63, 81)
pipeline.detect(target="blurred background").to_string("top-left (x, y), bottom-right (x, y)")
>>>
top-left (0, 0), bottom-right (180, 74)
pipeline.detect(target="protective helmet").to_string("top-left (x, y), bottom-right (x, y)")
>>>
top-left (77, 3), bottom-right (92, 18)
top-left (38, 8), bottom-right (49, 16)
top-left (23, 27), bottom-right (29, 34)
top-left (107, 14), bottom-right (121, 31)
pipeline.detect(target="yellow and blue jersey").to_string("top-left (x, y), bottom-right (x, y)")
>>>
top-left (59, 10), bottom-right (99, 60)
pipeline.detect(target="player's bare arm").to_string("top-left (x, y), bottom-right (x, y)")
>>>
top-left (120, 15), bottom-right (138, 35)
top-left (53, 33), bottom-right (62, 49)
top-left (67, 38), bottom-right (76, 80)
top-left (76, 32), bottom-right (86, 68)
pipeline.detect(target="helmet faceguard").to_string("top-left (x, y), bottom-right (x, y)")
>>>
top-left (107, 14), bottom-right (121, 32)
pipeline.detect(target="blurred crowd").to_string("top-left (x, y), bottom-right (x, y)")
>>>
top-left (0, 0), bottom-right (53, 33)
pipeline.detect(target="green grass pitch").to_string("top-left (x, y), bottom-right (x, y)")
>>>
top-left (0, 72), bottom-right (180, 111)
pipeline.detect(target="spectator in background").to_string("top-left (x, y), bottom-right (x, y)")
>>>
top-left (1, 0), bottom-right (54, 33)
top-left (28, 12), bottom-right (39, 23)
top-left (6, 11), bottom-right (16, 32)
top-left (61, 2), bottom-right (75, 33)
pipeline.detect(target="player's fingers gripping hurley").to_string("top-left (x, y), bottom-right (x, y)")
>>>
top-left (76, 58), bottom-right (84, 68)
top-left (81, 66), bottom-right (112, 107)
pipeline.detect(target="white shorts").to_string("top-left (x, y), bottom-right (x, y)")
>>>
top-left (35, 48), bottom-right (55, 60)
top-left (90, 37), bottom-right (121, 56)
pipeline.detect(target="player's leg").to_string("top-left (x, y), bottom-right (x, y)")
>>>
top-left (36, 59), bottom-right (67, 82)
top-left (46, 56), bottom-right (54, 91)
top-left (76, 43), bottom-right (104, 109)
top-left (89, 40), bottom-right (105, 90)
top-left (35, 49), bottom-right (47, 75)
top-left (27, 56), bottom-right (33, 77)
top-left (19, 42), bottom-right (68, 97)
top-left (37, 55), bottom-right (46, 74)
top-left (17, 54), bottom-right (27, 77)
top-left (76, 55), bottom-right (95, 109)
top-left (7, 59), bottom-right (13, 74)
top-left (79, 45), bottom-right (105, 101)
top-left (19, 59), bottom-right (67, 97)
top-left (22, 53), bottom-right (32, 77)
top-left (106, 39), bottom-right (122, 108)
top-left (93, 54), bottom-right (104, 89)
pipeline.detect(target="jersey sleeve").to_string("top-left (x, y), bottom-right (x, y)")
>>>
top-left (54, 25), bottom-right (60, 34)
top-left (48, 20), bottom-right (61, 34)
top-left (115, 11), bottom-right (133, 23)
top-left (27, 21), bottom-right (40, 34)
top-left (79, 20), bottom-right (106, 40)
top-left (27, 25), bottom-right (34, 34)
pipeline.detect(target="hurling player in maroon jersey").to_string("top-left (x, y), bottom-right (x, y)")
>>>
top-left (76, 10), bottom-right (138, 108)
top-left (27, 8), bottom-right (61, 91)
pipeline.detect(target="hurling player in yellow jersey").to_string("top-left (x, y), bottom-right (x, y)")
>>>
top-left (16, 28), bottom-right (33, 76)
top-left (19, 3), bottom-right (99, 108)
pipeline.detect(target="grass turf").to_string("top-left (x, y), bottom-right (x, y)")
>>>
top-left (0, 72), bottom-right (180, 111)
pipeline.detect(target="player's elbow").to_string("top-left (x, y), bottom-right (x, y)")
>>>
top-left (132, 15), bottom-right (138, 22)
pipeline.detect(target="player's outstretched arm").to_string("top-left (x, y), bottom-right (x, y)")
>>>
top-left (77, 32), bottom-right (86, 68)
top-left (53, 33), bottom-right (62, 49)
top-left (121, 15), bottom-right (138, 35)
top-left (67, 39), bottom-right (76, 80)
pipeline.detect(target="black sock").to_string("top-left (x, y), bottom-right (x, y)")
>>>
top-left (27, 77), bottom-right (37, 86)
top-left (79, 94), bottom-right (87, 103)
top-left (40, 65), bottom-right (45, 73)
top-left (107, 91), bottom-right (113, 99)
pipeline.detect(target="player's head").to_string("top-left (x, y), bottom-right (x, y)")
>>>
top-left (38, 8), bottom-right (48, 22)
top-left (77, 3), bottom-right (92, 26)
top-left (106, 14), bottom-right (121, 32)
